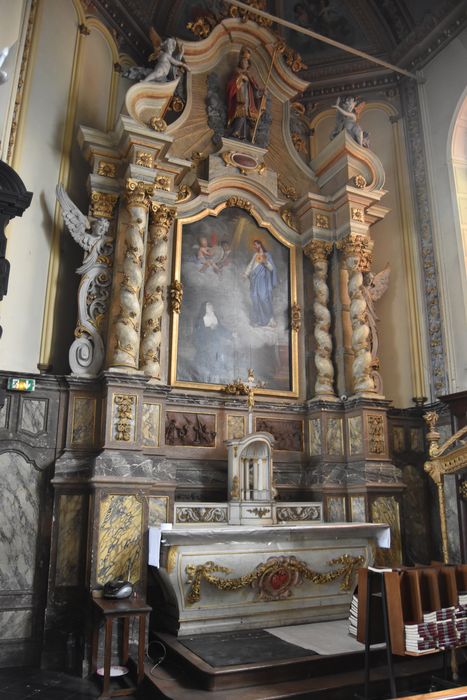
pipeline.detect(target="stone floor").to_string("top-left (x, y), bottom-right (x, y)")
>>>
top-left (0, 668), bottom-right (101, 700)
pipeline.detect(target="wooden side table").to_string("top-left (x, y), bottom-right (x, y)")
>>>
top-left (90, 595), bottom-right (151, 699)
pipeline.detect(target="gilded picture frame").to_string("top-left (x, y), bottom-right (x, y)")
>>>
top-left (170, 201), bottom-right (298, 397)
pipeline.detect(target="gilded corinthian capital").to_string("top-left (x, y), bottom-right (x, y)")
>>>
top-left (337, 234), bottom-right (373, 271)
top-left (303, 239), bottom-right (333, 263)
top-left (125, 179), bottom-right (155, 209)
top-left (149, 201), bottom-right (176, 230)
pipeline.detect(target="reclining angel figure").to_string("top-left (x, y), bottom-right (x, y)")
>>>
top-left (121, 27), bottom-right (189, 83)
top-left (330, 95), bottom-right (369, 148)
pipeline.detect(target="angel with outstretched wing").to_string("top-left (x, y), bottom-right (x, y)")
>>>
top-left (56, 184), bottom-right (110, 274)
top-left (362, 263), bottom-right (390, 359)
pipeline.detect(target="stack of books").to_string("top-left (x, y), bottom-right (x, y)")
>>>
top-left (404, 621), bottom-right (437, 654)
top-left (405, 604), bottom-right (467, 652)
top-left (458, 591), bottom-right (467, 605)
top-left (348, 593), bottom-right (358, 638)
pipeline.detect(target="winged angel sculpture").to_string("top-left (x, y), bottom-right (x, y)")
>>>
top-left (121, 27), bottom-right (188, 83)
top-left (362, 263), bottom-right (391, 394)
top-left (56, 185), bottom-right (114, 376)
top-left (330, 96), bottom-right (369, 148)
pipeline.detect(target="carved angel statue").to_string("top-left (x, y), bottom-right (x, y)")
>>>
top-left (56, 185), bottom-right (114, 376)
top-left (362, 263), bottom-right (390, 394)
top-left (0, 47), bottom-right (9, 85)
top-left (121, 27), bottom-right (189, 83)
top-left (330, 96), bottom-right (369, 148)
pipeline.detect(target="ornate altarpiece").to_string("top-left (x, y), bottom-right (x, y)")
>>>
top-left (47, 15), bottom-right (406, 646)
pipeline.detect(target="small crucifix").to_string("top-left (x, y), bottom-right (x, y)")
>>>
top-left (223, 368), bottom-right (264, 434)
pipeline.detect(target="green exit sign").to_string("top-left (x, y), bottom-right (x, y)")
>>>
top-left (7, 377), bottom-right (36, 392)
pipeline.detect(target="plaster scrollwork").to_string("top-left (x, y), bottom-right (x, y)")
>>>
top-left (401, 81), bottom-right (447, 395)
top-left (139, 202), bottom-right (176, 378)
top-left (110, 180), bottom-right (154, 369)
top-left (303, 240), bottom-right (335, 398)
top-left (337, 234), bottom-right (375, 394)
top-left (56, 185), bottom-right (115, 376)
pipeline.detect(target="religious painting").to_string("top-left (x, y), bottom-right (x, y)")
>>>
top-left (171, 204), bottom-right (298, 396)
top-left (255, 416), bottom-right (303, 451)
top-left (165, 411), bottom-right (217, 447)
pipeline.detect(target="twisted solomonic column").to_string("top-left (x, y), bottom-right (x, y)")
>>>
top-left (304, 239), bottom-right (335, 398)
top-left (139, 202), bottom-right (176, 378)
top-left (337, 234), bottom-right (375, 395)
top-left (108, 180), bottom-right (154, 369)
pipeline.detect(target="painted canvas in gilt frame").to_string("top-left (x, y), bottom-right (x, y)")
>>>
top-left (170, 203), bottom-right (298, 396)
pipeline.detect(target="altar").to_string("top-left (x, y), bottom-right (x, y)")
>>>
top-left (149, 522), bottom-right (389, 636)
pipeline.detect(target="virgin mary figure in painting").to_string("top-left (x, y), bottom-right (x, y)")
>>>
top-left (244, 240), bottom-right (277, 327)
top-left (226, 47), bottom-right (261, 140)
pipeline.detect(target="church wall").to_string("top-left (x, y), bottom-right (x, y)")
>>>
top-left (0, 0), bottom-right (119, 375)
top-left (312, 102), bottom-right (423, 408)
top-left (418, 28), bottom-right (467, 395)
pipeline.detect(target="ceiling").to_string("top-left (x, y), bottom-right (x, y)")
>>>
top-left (90, 0), bottom-right (467, 91)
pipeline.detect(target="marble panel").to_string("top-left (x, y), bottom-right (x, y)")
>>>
top-left (0, 396), bottom-right (10, 429)
top-left (93, 452), bottom-right (176, 481)
top-left (71, 396), bottom-right (96, 447)
top-left (309, 418), bottom-right (321, 456)
top-left (326, 418), bottom-right (343, 456)
top-left (55, 495), bottom-right (85, 586)
top-left (401, 465), bottom-right (431, 563)
top-left (142, 402), bottom-right (161, 448)
top-left (0, 610), bottom-right (32, 640)
top-left (348, 416), bottom-right (363, 455)
top-left (97, 494), bottom-right (143, 584)
top-left (327, 496), bottom-right (346, 522)
top-left (148, 496), bottom-right (168, 526)
top-left (410, 427), bottom-right (424, 452)
top-left (350, 496), bottom-right (366, 523)
top-left (438, 424), bottom-right (452, 445)
top-left (227, 415), bottom-right (245, 440)
top-left (0, 453), bottom-right (40, 590)
top-left (19, 398), bottom-right (48, 436)
top-left (445, 474), bottom-right (462, 563)
top-left (392, 426), bottom-right (405, 453)
top-left (371, 496), bottom-right (402, 567)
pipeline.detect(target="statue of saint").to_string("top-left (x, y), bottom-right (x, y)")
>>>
top-left (226, 47), bottom-right (261, 141)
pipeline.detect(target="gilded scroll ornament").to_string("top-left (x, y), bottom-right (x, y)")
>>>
top-left (114, 394), bottom-right (136, 441)
top-left (281, 207), bottom-right (298, 232)
top-left (185, 554), bottom-right (364, 604)
top-left (150, 117), bottom-right (167, 132)
top-left (291, 303), bottom-right (302, 332)
top-left (353, 175), bottom-right (367, 189)
top-left (169, 280), bottom-right (183, 314)
top-left (352, 208), bottom-right (365, 222)
top-left (177, 185), bottom-right (191, 202)
top-left (230, 474), bottom-right (240, 500)
top-left (315, 213), bottom-right (330, 229)
top-left (367, 414), bottom-right (385, 454)
top-left (225, 196), bottom-right (252, 213)
top-left (90, 191), bottom-right (119, 219)
top-left (278, 179), bottom-right (298, 201)
top-left (97, 161), bottom-right (117, 178)
top-left (125, 179), bottom-right (154, 208)
top-left (154, 175), bottom-right (170, 191)
top-left (136, 152), bottom-right (153, 168)
top-left (222, 151), bottom-right (266, 175)
top-left (139, 203), bottom-right (176, 377)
